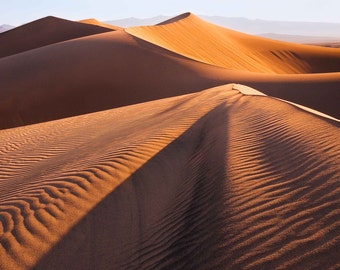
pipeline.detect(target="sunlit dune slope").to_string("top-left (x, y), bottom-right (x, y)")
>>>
top-left (0, 16), bottom-right (115, 58)
top-left (79, 18), bottom-right (122, 31)
top-left (1, 13), bottom-right (339, 129)
top-left (0, 85), bottom-right (338, 270)
top-left (0, 30), bottom-right (232, 129)
top-left (126, 12), bottom-right (340, 74)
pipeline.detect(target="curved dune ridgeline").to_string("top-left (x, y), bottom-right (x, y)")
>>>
top-left (79, 18), bottom-right (122, 31)
top-left (127, 13), bottom-right (340, 74)
top-left (0, 12), bottom-right (340, 270)
top-left (1, 13), bottom-right (339, 130)
top-left (0, 16), bottom-right (116, 58)
top-left (0, 85), bottom-right (339, 269)
top-left (0, 30), bottom-right (234, 129)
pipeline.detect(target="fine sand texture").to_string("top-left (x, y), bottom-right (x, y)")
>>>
top-left (0, 12), bottom-right (340, 270)
top-left (0, 85), bottom-right (339, 269)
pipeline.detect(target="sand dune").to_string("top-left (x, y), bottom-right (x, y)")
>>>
top-left (0, 29), bottom-right (234, 129)
top-left (79, 18), bottom-right (122, 31)
top-left (1, 28), bottom-right (339, 129)
top-left (0, 11), bottom-right (340, 270)
top-left (1, 13), bottom-right (339, 130)
top-left (127, 13), bottom-right (340, 74)
top-left (0, 85), bottom-right (339, 269)
top-left (0, 16), bottom-right (115, 58)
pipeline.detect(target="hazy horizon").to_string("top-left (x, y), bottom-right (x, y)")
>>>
top-left (2, 0), bottom-right (340, 26)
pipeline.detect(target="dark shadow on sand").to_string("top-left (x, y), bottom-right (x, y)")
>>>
top-left (33, 103), bottom-right (232, 270)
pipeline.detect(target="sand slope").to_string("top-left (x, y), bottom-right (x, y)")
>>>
top-left (0, 12), bottom-right (340, 268)
top-left (127, 13), bottom-right (340, 74)
top-left (1, 13), bottom-right (339, 131)
top-left (0, 85), bottom-right (338, 269)
top-left (126, 13), bottom-right (340, 73)
top-left (1, 28), bottom-right (339, 129)
top-left (79, 18), bottom-right (122, 31)
top-left (0, 29), bottom-right (235, 129)
top-left (0, 16), bottom-right (115, 58)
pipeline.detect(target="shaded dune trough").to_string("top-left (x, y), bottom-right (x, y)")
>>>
top-left (0, 11), bottom-right (339, 270)
top-left (0, 85), bottom-right (339, 269)
top-left (0, 16), bottom-right (115, 58)
top-left (0, 13), bottom-right (339, 130)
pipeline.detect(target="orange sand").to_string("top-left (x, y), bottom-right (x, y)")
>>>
top-left (127, 13), bottom-right (340, 74)
top-left (79, 18), bottom-right (122, 31)
top-left (0, 12), bottom-right (339, 270)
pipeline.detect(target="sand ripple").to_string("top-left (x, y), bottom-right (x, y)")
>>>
top-left (0, 85), bottom-right (338, 269)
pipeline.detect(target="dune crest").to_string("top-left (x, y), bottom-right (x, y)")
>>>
top-left (79, 18), bottom-right (122, 31)
top-left (0, 13), bottom-right (339, 130)
top-left (232, 84), bottom-right (267, 96)
top-left (0, 29), bottom-right (237, 129)
top-left (0, 16), bottom-right (115, 58)
top-left (1, 28), bottom-right (339, 129)
top-left (0, 11), bottom-right (339, 268)
top-left (232, 84), bottom-right (339, 122)
top-left (0, 85), bottom-right (339, 269)
top-left (127, 13), bottom-right (340, 74)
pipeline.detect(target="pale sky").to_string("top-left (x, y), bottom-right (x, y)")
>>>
top-left (3, 0), bottom-right (340, 25)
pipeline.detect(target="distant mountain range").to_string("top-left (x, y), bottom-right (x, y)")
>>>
top-left (106, 15), bottom-right (340, 40)
top-left (259, 33), bottom-right (340, 45)
top-left (105, 16), bottom-right (169, 28)
top-left (2, 15), bottom-right (340, 43)
top-left (0, 24), bottom-right (14, 33)
top-left (200, 16), bottom-right (340, 37)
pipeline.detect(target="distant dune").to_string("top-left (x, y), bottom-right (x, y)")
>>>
top-left (79, 18), bottom-right (122, 31)
top-left (0, 16), bottom-right (115, 58)
top-left (0, 12), bottom-right (339, 270)
top-left (0, 29), bottom-right (235, 129)
top-left (1, 12), bottom-right (339, 130)
top-left (127, 13), bottom-right (340, 74)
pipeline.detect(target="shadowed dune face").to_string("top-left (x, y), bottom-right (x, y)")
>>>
top-left (0, 11), bottom-right (340, 269)
top-left (0, 30), bottom-right (232, 129)
top-left (0, 85), bottom-right (339, 269)
top-left (0, 16), bottom-right (115, 58)
top-left (0, 12), bottom-right (339, 130)
top-left (241, 74), bottom-right (340, 119)
top-left (0, 28), bottom-right (339, 130)
top-left (127, 13), bottom-right (340, 74)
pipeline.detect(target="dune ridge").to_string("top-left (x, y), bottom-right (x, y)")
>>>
top-left (126, 13), bottom-right (340, 74)
top-left (232, 84), bottom-right (339, 122)
top-left (1, 12), bottom-right (339, 131)
top-left (79, 19), bottom-right (122, 31)
top-left (0, 85), bottom-right (339, 269)
top-left (1, 28), bottom-right (339, 130)
top-left (0, 86), bottom-right (236, 269)
top-left (0, 16), bottom-right (115, 58)
top-left (1, 11), bottom-right (340, 269)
